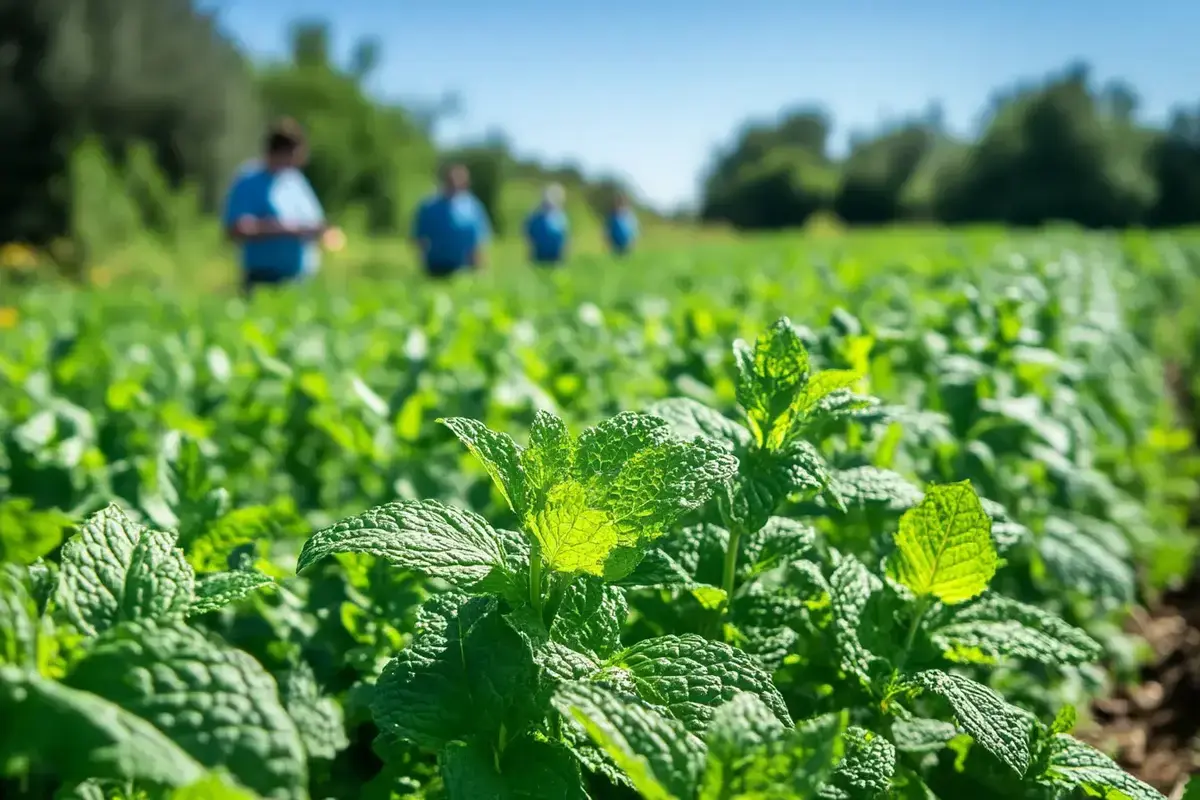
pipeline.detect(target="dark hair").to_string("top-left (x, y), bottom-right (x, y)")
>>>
top-left (265, 118), bottom-right (305, 156)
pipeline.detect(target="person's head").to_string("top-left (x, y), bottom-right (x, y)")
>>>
top-left (441, 163), bottom-right (470, 195)
top-left (612, 192), bottom-right (630, 213)
top-left (542, 183), bottom-right (565, 209)
top-left (264, 118), bottom-right (308, 171)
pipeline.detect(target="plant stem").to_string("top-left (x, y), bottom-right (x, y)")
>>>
top-left (720, 526), bottom-right (743, 621)
top-left (897, 595), bottom-right (931, 673)
top-left (529, 547), bottom-right (544, 620)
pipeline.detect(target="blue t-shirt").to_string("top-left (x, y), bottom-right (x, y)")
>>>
top-left (222, 163), bottom-right (324, 279)
top-left (607, 209), bottom-right (638, 252)
top-left (412, 192), bottom-right (491, 273)
top-left (525, 206), bottom-right (569, 262)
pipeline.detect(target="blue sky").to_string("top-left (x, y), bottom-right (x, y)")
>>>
top-left (207, 0), bottom-right (1198, 209)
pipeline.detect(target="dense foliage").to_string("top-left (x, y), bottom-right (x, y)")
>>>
top-left (1, 230), bottom-right (1199, 797)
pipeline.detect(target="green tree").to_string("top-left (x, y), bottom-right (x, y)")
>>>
top-left (0, 0), bottom-right (261, 245)
top-left (256, 20), bottom-right (437, 235)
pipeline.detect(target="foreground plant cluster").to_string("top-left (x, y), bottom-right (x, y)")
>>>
top-left (2, 233), bottom-right (1199, 798)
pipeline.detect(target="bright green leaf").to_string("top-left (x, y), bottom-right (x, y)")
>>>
top-left (889, 482), bottom-right (998, 605)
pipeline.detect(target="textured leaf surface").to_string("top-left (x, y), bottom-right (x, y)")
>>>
top-left (733, 318), bottom-right (811, 449)
top-left (120, 529), bottom-right (195, 622)
top-left (296, 499), bottom-right (509, 590)
top-left (701, 709), bottom-right (847, 800)
top-left (611, 633), bottom-right (792, 733)
top-left (647, 397), bottom-right (753, 451)
top-left (188, 570), bottom-right (276, 616)
top-left (554, 680), bottom-right (705, 800)
top-left (550, 577), bottom-right (628, 659)
top-left (827, 467), bottom-right (923, 512)
top-left (440, 417), bottom-right (527, 515)
top-left (741, 517), bottom-right (816, 573)
top-left (441, 736), bottom-right (588, 800)
top-left (446, 411), bottom-right (736, 579)
top-left (63, 619), bottom-right (307, 799)
top-left (828, 555), bottom-right (885, 685)
top-left (929, 594), bottom-right (1102, 666)
top-left (889, 482), bottom-right (997, 604)
top-left (0, 665), bottom-right (206, 788)
top-left (700, 693), bottom-right (787, 796)
top-left (1040, 734), bottom-right (1165, 799)
top-left (372, 595), bottom-right (543, 751)
top-left (57, 505), bottom-right (195, 636)
top-left (280, 660), bottom-right (348, 761)
top-left (819, 727), bottom-right (895, 799)
top-left (0, 564), bottom-right (38, 668)
top-left (890, 717), bottom-right (958, 753)
top-left (910, 669), bottom-right (1034, 776)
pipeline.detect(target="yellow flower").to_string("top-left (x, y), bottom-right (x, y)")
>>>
top-left (0, 307), bottom-right (19, 329)
top-left (0, 243), bottom-right (37, 272)
top-left (89, 266), bottom-right (113, 288)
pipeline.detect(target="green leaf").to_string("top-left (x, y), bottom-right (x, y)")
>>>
top-left (1038, 734), bottom-right (1166, 800)
top-left (819, 726), bottom-right (895, 799)
top-left (888, 482), bottom-right (998, 605)
top-left (0, 564), bottom-right (38, 669)
top-left (63, 619), bottom-right (307, 799)
top-left (826, 467), bottom-right (923, 513)
top-left (187, 570), bottom-right (275, 616)
top-left (372, 595), bottom-right (544, 751)
top-left (610, 633), bottom-right (792, 733)
top-left (908, 669), bottom-right (1035, 776)
top-left (701, 704), bottom-right (847, 800)
top-left (647, 397), bottom-right (753, 452)
top-left (441, 736), bottom-right (587, 800)
top-left (520, 409), bottom-right (576, 510)
top-left (723, 442), bottom-right (832, 533)
top-left (56, 505), bottom-right (196, 636)
top-left (890, 717), bottom-right (958, 753)
top-left (550, 576), bottom-right (628, 660)
top-left (153, 432), bottom-right (226, 543)
top-left (444, 412), bottom-right (736, 580)
top-left (741, 517), bottom-right (816, 574)
top-left (0, 665), bottom-right (206, 788)
top-left (828, 554), bottom-right (886, 686)
top-left (280, 660), bottom-right (349, 761)
top-left (732, 318), bottom-right (863, 449)
top-left (0, 498), bottom-right (73, 565)
top-left (733, 318), bottom-right (811, 449)
top-left (1182, 775), bottom-right (1200, 800)
top-left (169, 773), bottom-right (261, 799)
top-left (1039, 516), bottom-right (1135, 607)
top-left (120, 528), bottom-right (195, 622)
top-left (440, 417), bottom-right (528, 515)
top-left (185, 502), bottom-right (303, 573)
top-left (928, 594), bottom-right (1102, 666)
top-left (553, 680), bottom-right (705, 800)
top-left (296, 499), bottom-right (511, 592)
top-left (700, 692), bottom-right (787, 795)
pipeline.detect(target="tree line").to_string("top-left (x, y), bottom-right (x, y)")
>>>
top-left (2, 0), bottom-right (1198, 261)
top-left (702, 65), bottom-right (1200, 229)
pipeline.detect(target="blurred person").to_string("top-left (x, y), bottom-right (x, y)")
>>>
top-left (606, 192), bottom-right (639, 256)
top-left (412, 163), bottom-right (492, 279)
top-left (524, 183), bottom-right (570, 267)
top-left (223, 118), bottom-right (342, 297)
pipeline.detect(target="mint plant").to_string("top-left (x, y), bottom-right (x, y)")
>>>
top-left (1, 505), bottom-right (303, 798)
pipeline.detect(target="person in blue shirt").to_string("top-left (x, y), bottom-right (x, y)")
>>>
top-left (524, 183), bottom-right (570, 267)
top-left (412, 164), bottom-right (492, 278)
top-left (606, 192), bottom-right (639, 256)
top-left (222, 118), bottom-right (339, 296)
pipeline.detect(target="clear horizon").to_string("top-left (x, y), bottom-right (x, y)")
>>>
top-left (207, 0), bottom-right (1198, 210)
